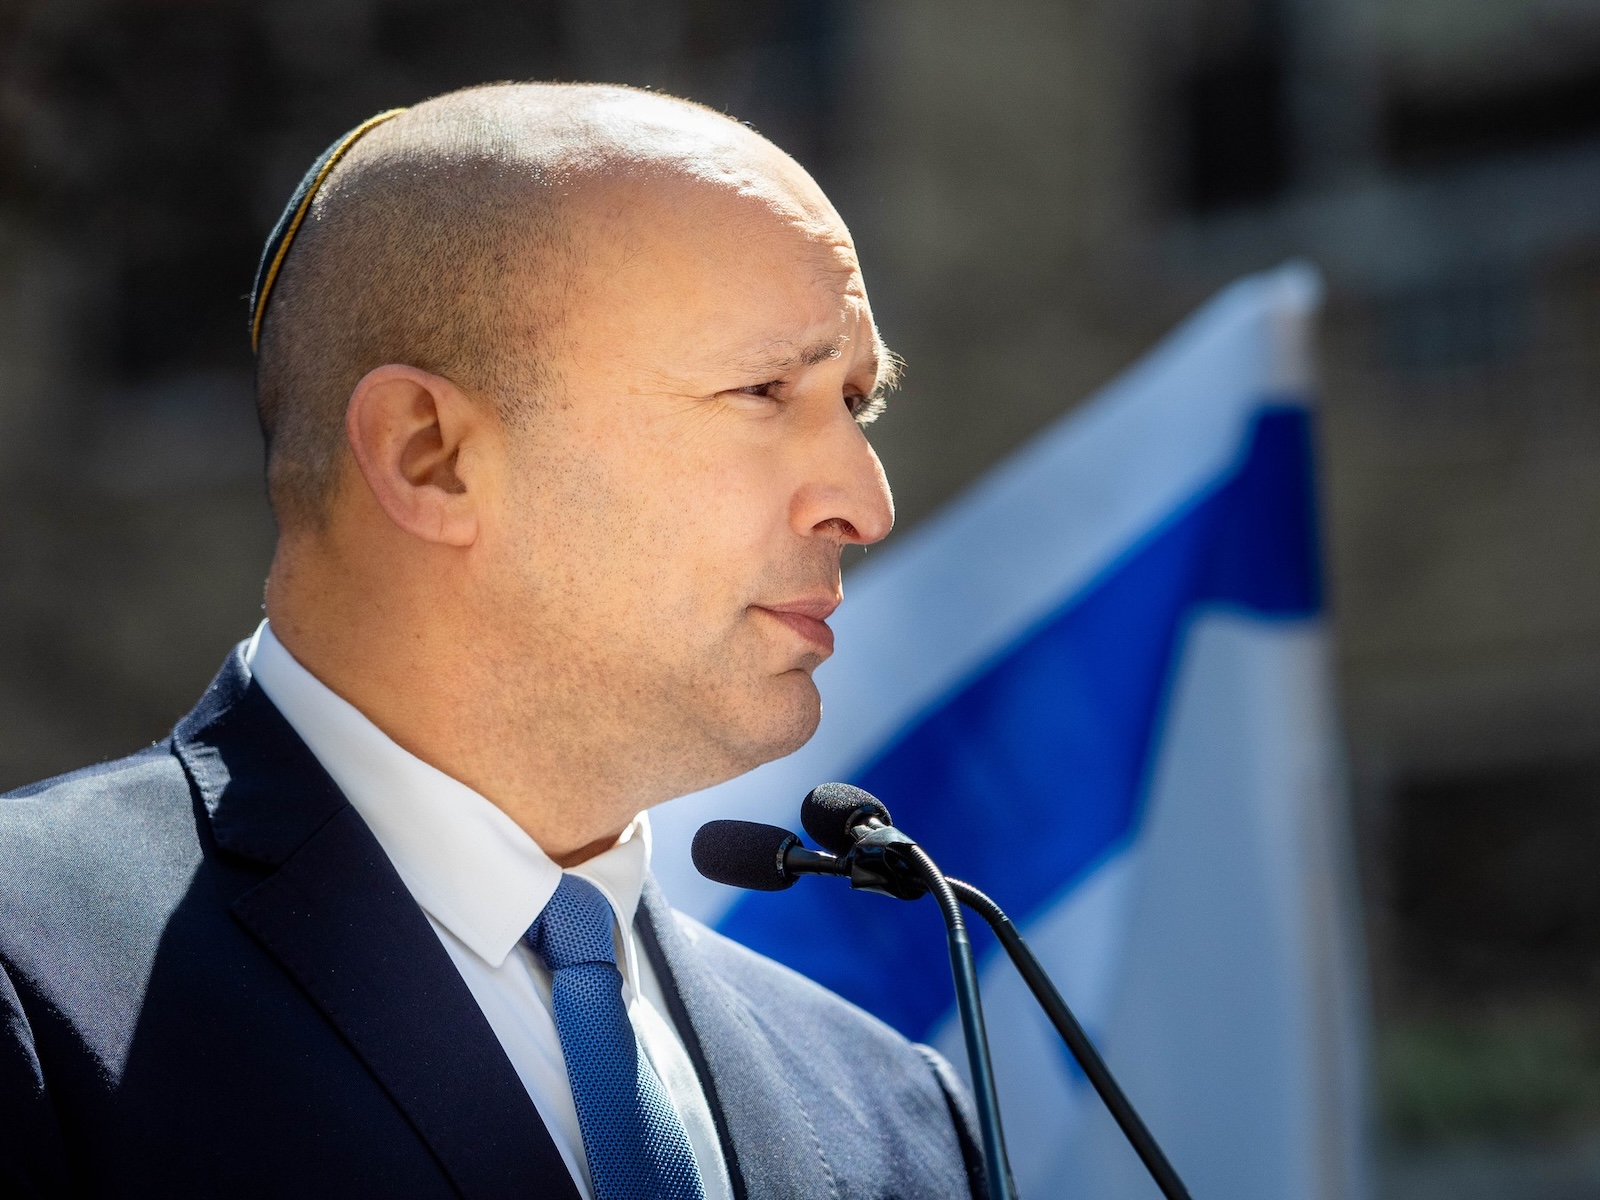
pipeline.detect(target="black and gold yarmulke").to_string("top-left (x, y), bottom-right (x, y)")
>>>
top-left (249, 108), bottom-right (408, 353)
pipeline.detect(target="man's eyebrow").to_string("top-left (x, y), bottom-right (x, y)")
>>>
top-left (739, 337), bottom-right (848, 373)
top-left (743, 332), bottom-right (899, 386)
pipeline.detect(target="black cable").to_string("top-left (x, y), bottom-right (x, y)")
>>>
top-left (904, 847), bottom-right (1018, 1200)
top-left (946, 878), bottom-right (1193, 1200)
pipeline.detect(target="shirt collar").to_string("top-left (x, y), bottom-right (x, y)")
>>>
top-left (242, 621), bottom-right (652, 970)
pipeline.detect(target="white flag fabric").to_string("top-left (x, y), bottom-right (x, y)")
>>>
top-left (651, 263), bottom-right (1371, 1199)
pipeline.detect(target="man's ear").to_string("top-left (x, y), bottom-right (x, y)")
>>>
top-left (344, 364), bottom-right (490, 547)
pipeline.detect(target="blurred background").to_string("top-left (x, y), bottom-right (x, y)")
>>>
top-left (1, 0), bottom-right (1599, 1193)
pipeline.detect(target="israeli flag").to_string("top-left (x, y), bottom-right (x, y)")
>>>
top-left (653, 264), bottom-right (1370, 1199)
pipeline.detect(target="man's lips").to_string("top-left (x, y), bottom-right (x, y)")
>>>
top-left (753, 597), bottom-right (839, 654)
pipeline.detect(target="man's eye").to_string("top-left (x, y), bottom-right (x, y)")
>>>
top-left (736, 382), bottom-right (778, 398)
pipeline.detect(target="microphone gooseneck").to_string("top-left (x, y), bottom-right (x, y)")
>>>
top-left (945, 877), bottom-right (1194, 1200)
top-left (799, 784), bottom-right (1015, 1200)
top-left (898, 842), bottom-right (1017, 1200)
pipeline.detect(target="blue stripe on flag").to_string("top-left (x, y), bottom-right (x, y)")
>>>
top-left (715, 405), bottom-right (1322, 1039)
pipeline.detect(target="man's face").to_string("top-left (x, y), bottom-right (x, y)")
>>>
top-left (478, 165), bottom-right (894, 803)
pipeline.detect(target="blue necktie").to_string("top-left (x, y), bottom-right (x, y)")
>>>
top-left (526, 874), bottom-right (707, 1200)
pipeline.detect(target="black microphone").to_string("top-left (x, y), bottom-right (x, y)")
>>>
top-left (690, 820), bottom-right (842, 891)
top-left (801, 781), bottom-right (892, 851)
top-left (800, 784), bottom-right (1191, 1200)
top-left (801, 784), bottom-right (927, 901)
top-left (693, 788), bottom-right (1192, 1200)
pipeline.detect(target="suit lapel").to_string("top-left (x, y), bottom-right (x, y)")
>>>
top-left (636, 879), bottom-right (825, 1200)
top-left (175, 653), bottom-right (579, 1200)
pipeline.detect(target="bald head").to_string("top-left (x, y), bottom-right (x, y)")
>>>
top-left (256, 82), bottom-right (835, 526)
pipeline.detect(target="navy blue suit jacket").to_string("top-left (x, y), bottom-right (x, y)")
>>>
top-left (0, 652), bottom-right (984, 1198)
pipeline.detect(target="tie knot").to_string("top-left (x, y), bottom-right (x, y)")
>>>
top-left (528, 874), bottom-right (619, 973)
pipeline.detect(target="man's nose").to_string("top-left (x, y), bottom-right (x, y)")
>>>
top-left (791, 409), bottom-right (895, 546)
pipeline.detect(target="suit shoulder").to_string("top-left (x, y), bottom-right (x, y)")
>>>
top-left (0, 741), bottom-right (194, 874)
top-left (2, 740), bottom-right (179, 803)
top-left (0, 741), bottom-right (212, 1006)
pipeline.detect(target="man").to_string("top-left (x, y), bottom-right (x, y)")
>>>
top-left (0, 84), bottom-right (985, 1198)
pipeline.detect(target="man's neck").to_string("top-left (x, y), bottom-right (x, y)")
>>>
top-left (263, 589), bottom-right (640, 864)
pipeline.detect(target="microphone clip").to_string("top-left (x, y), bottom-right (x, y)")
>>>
top-left (839, 825), bottom-right (929, 901)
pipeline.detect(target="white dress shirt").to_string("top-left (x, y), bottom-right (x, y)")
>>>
top-left (243, 621), bottom-right (733, 1200)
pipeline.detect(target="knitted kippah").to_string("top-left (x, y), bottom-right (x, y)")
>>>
top-left (248, 108), bottom-right (408, 353)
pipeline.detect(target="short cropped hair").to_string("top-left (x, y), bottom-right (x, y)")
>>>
top-left (255, 82), bottom-right (721, 527)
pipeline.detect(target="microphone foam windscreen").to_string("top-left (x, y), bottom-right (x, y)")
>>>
top-left (801, 783), bottom-right (892, 853)
top-left (691, 820), bottom-right (799, 891)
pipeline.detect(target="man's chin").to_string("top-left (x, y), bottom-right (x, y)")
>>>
top-left (713, 673), bottom-right (823, 778)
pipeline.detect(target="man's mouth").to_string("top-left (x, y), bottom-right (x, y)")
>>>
top-left (752, 596), bottom-right (840, 655)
